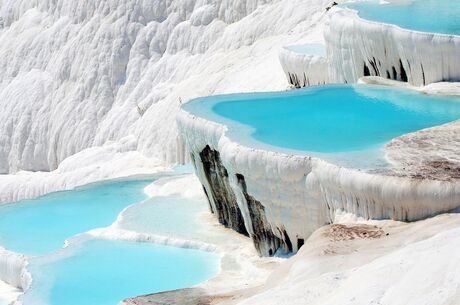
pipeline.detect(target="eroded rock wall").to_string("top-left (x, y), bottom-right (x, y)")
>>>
top-left (325, 8), bottom-right (460, 86)
top-left (278, 47), bottom-right (329, 88)
top-left (197, 146), bottom-right (248, 236)
top-left (0, 0), bottom-right (330, 174)
top-left (178, 107), bottom-right (460, 256)
top-left (178, 110), bottom-right (327, 256)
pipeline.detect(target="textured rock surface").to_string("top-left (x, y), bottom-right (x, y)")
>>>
top-left (198, 146), bottom-right (248, 236)
top-left (236, 174), bottom-right (287, 256)
top-left (177, 97), bottom-right (460, 256)
top-left (124, 288), bottom-right (210, 305)
top-left (0, 0), bottom-right (330, 174)
top-left (278, 46), bottom-right (329, 88)
top-left (325, 8), bottom-right (460, 86)
top-left (236, 214), bottom-right (460, 305)
top-left (385, 120), bottom-right (460, 181)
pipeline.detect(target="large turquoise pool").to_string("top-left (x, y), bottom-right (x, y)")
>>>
top-left (0, 175), bottom-right (219, 305)
top-left (20, 239), bottom-right (218, 305)
top-left (344, 0), bottom-right (460, 35)
top-left (183, 85), bottom-right (460, 167)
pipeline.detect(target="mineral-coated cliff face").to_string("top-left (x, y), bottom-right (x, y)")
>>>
top-left (197, 146), bottom-right (248, 236)
top-left (278, 46), bottom-right (329, 88)
top-left (236, 174), bottom-right (290, 256)
top-left (325, 8), bottom-right (460, 86)
top-left (0, 0), bottom-right (330, 174)
top-left (177, 104), bottom-right (460, 256)
top-left (179, 11), bottom-right (460, 253)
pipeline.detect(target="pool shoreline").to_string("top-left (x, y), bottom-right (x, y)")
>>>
top-left (0, 173), bottom-right (273, 305)
top-left (177, 82), bottom-right (460, 256)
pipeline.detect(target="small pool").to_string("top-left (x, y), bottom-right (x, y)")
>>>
top-left (183, 85), bottom-right (460, 167)
top-left (20, 239), bottom-right (218, 305)
top-left (285, 43), bottom-right (326, 56)
top-left (344, 0), bottom-right (460, 36)
top-left (0, 179), bottom-right (152, 255)
top-left (119, 196), bottom-right (208, 238)
top-left (0, 175), bottom-right (220, 305)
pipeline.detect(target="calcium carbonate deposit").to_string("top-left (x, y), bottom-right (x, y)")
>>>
top-left (2, 0), bottom-right (460, 305)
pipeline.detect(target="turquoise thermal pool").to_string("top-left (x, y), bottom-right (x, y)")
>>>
top-left (183, 85), bottom-right (460, 167)
top-left (20, 239), bottom-right (218, 305)
top-left (0, 179), bottom-right (152, 255)
top-left (0, 175), bottom-right (219, 305)
top-left (344, 0), bottom-right (460, 35)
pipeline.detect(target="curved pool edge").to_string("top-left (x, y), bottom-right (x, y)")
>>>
top-left (0, 174), bottom-right (226, 305)
top-left (177, 97), bottom-right (460, 256)
top-left (325, 7), bottom-right (460, 86)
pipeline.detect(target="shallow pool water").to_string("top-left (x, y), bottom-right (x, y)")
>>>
top-left (0, 179), bottom-right (152, 255)
top-left (20, 239), bottom-right (218, 305)
top-left (285, 43), bottom-right (326, 56)
top-left (119, 196), bottom-right (208, 238)
top-left (183, 85), bottom-right (460, 167)
top-left (344, 0), bottom-right (460, 35)
top-left (0, 174), bottom-right (219, 305)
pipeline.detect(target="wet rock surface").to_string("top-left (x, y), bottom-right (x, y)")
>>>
top-left (199, 146), bottom-right (248, 236)
top-left (385, 121), bottom-right (460, 181)
top-left (236, 174), bottom-right (292, 256)
top-left (123, 288), bottom-right (211, 305)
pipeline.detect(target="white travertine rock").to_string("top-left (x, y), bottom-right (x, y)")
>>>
top-left (0, 248), bottom-right (27, 290)
top-left (0, 0), bottom-right (330, 174)
top-left (236, 214), bottom-right (460, 305)
top-left (325, 8), bottom-right (460, 86)
top-left (177, 103), bottom-right (460, 255)
top-left (278, 45), bottom-right (329, 87)
top-left (0, 137), bottom-right (166, 204)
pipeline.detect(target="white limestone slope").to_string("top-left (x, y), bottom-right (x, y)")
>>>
top-left (0, 248), bottom-right (27, 291)
top-left (0, 279), bottom-right (20, 305)
top-left (0, 0), bottom-right (330, 175)
top-left (0, 136), bottom-right (166, 204)
top-left (325, 7), bottom-right (460, 86)
top-left (235, 215), bottom-right (460, 305)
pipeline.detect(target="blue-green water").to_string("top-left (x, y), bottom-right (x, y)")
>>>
top-left (21, 239), bottom-right (218, 305)
top-left (183, 85), bottom-right (460, 159)
top-left (120, 196), bottom-right (207, 238)
top-left (0, 175), bottom-right (218, 305)
top-left (344, 0), bottom-right (460, 35)
top-left (0, 179), bottom-right (152, 256)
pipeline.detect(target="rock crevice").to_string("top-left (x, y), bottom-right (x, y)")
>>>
top-left (198, 146), bottom-right (248, 236)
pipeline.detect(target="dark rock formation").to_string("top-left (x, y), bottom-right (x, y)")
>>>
top-left (392, 66), bottom-right (397, 80)
top-left (363, 63), bottom-right (370, 76)
top-left (236, 174), bottom-right (293, 256)
top-left (197, 146), bottom-right (295, 256)
top-left (199, 146), bottom-right (248, 236)
top-left (399, 59), bottom-right (408, 82)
